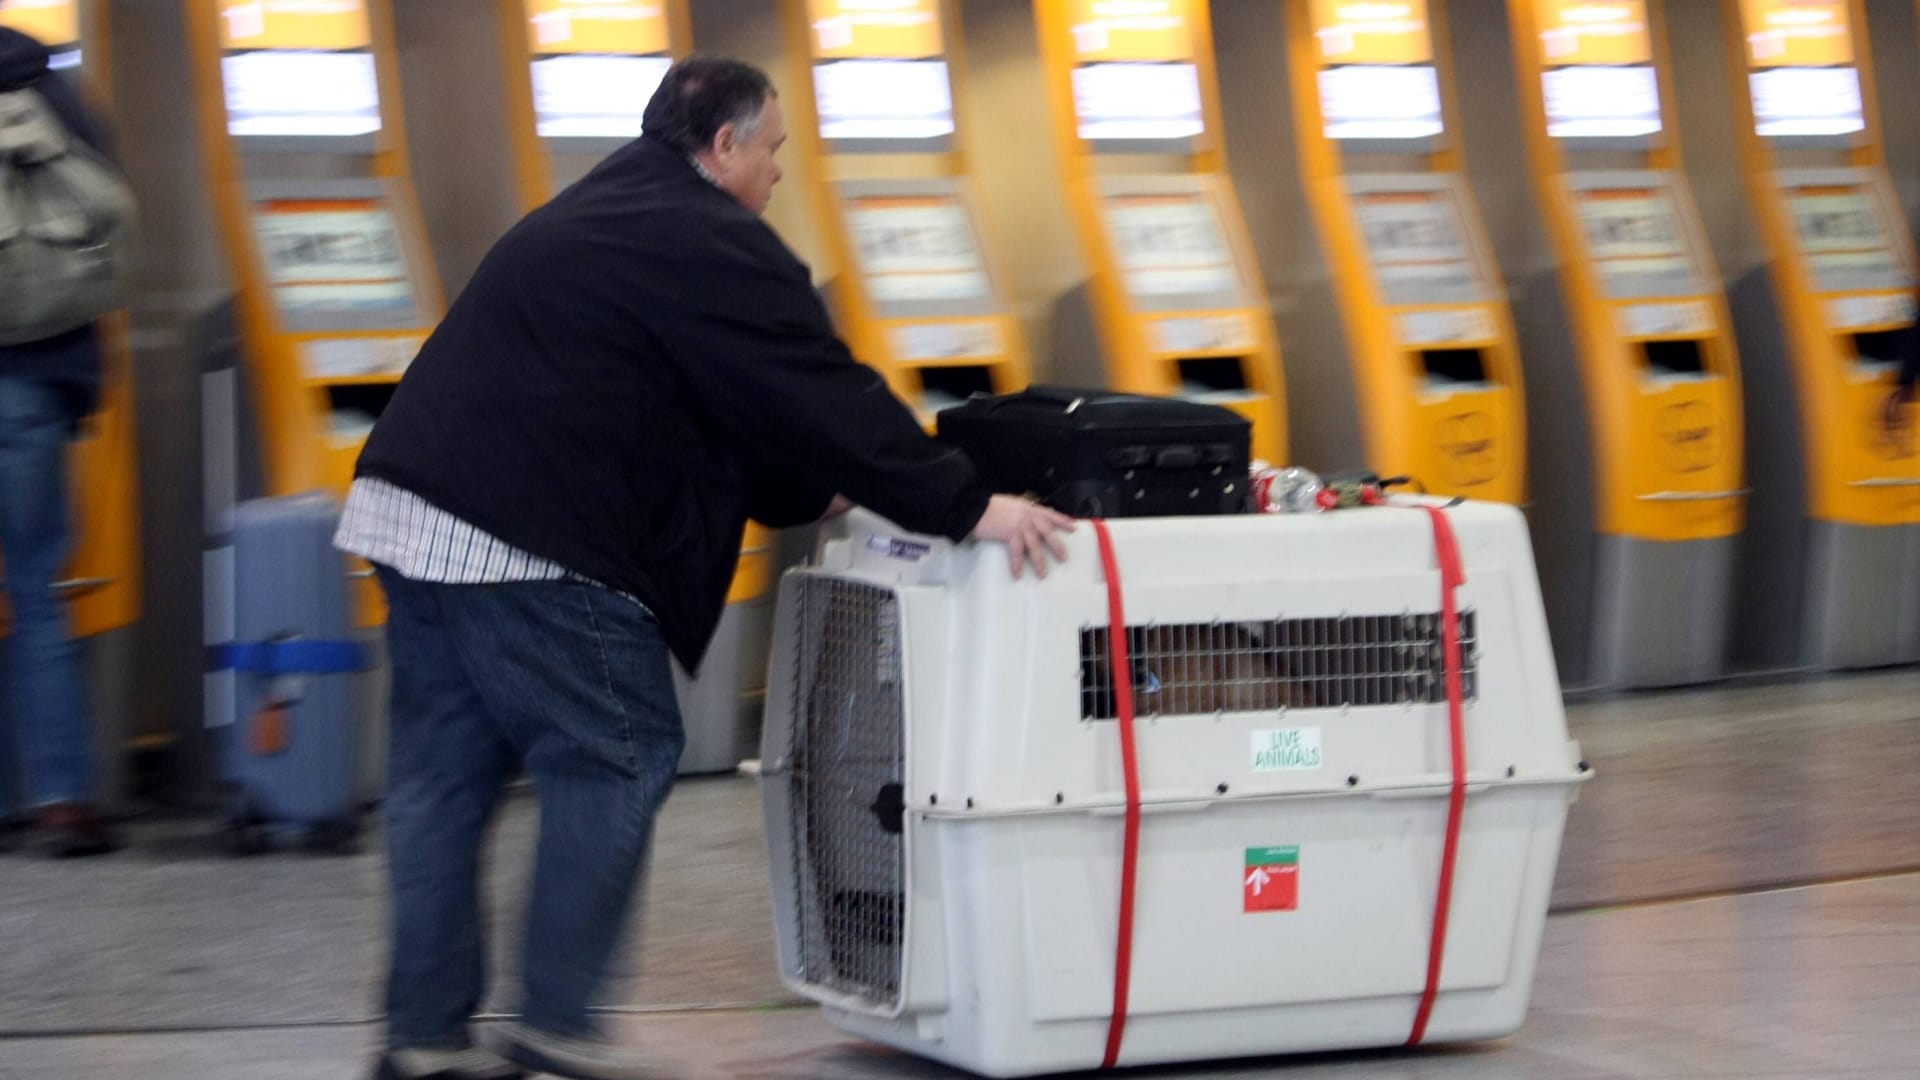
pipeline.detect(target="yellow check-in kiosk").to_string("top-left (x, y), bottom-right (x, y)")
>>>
top-left (495, 1), bottom-right (766, 774)
top-left (1723, 0), bottom-right (1920, 668)
top-left (0, 0), bottom-right (142, 807)
top-left (1283, 0), bottom-right (1524, 502)
top-left (782, 0), bottom-right (1032, 426)
top-left (186, 0), bottom-right (443, 626)
top-left (1034, 0), bottom-right (1287, 464)
top-left (1506, 0), bottom-right (1745, 687)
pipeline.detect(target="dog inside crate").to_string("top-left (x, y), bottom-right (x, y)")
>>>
top-left (1080, 614), bottom-right (1475, 719)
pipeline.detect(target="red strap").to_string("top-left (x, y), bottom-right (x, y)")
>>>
top-left (1091, 519), bottom-right (1143, 1070)
top-left (1407, 504), bottom-right (1469, 1046)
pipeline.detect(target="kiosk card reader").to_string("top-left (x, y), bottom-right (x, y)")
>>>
top-left (0, 0), bottom-right (142, 807)
top-left (783, 0), bottom-right (1032, 426)
top-left (1508, 0), bottom-right (1746, 687)
top-left (1284, 0), bottom-right (1525, 502)
top-left (1724, 0), bottom-right (1920, 669)
top-left (1036, 0), bottom-right (1288, 464)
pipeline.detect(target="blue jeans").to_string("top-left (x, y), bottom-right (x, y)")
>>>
top-left (0, 377), bottom-right (91, 812)
top-left (376, 569), bottom-right (685, 1049)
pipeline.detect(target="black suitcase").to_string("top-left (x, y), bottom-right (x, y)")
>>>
top-left (935, 387), bottom-right (1253, 518)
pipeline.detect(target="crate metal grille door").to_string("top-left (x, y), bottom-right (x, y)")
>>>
top-left (783, 577), bottom-right (907, 1009)
top-left (1079, 612), bottom-right (1480, 719)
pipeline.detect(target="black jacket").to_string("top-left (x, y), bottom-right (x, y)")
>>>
top-left (357, 134), bottom-right (992, 669)
top-left (0, 27), bottom-right (105, 417)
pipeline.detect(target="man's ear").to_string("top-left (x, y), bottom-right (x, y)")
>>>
top-left (713, 121), bottom-right (738, 159)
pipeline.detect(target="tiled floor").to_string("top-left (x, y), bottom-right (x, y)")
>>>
top-left (3, 672), bottom-right (1918, 1078)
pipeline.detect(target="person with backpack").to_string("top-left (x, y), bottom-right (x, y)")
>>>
top-left (0, 23), bottom-right (135, 858)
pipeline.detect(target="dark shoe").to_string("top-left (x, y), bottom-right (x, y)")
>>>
top-left (0, 816), bottom-right (29, 854)
top-left (492, 1023), bottom-right (682, 1080)
top-left (35, 803), bottom-right (119, 858)
top-left (371, 1047), bottom-right (525, 1080)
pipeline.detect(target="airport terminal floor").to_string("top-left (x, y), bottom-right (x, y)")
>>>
top-left (5, 670), bottom-right (1919, 1080)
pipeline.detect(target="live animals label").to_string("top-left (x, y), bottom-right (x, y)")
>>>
top-left (1251, 728), bottom-right (1323, 772)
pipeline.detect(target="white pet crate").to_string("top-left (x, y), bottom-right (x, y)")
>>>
top-left (760, 502), bottom-right (1587, 1078)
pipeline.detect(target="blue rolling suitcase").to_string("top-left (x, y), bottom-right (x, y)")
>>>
top-left (210, 493), bottom-right (367, 855)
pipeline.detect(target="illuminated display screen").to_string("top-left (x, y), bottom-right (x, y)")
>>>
top-left (1787, 186), bottom-right (1901, 286)
top-left (846, 197), bottom-right (990, 303)
top-left (531, 54), bottom-right (670, 138)
top-left (1544, 65), bottom-right (1661, 138)
top-left (222, 50), bottom-right (380, 136)
top-left (253, 201), bottom-right (416, 316)
top-left (1318, 64), bottom-right (1443, 140)
top-left (1355, 191), bottom-right (1479, 302)
top-left (1750, 66), bottom-right (1863, 137)
top-left (1072, 61), bottom-right (1204, 141)
top-left (813, 58), bottom-right (954, 140)
top-left (1103, 193), bottom-right (1239, 299)
top-left (1576, 189), bottom-right (1700, 298)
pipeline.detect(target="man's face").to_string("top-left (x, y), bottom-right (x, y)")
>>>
top-left (710, 95), bottom-right (787, 216)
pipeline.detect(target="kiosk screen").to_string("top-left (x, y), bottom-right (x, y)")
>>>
top-left (252, 200), bottom-right (416, 316)
top-left (1103, 193), bottom-right (1238, 299)
top-left (532, 54), bottom-right (670, 137)
top-left (814, 58), bottom-right (954, 140)
top-left (1071, 61), bottom-right (1204, 141)
top-left (1318, 64), bottom-right (1443, 140)
top-left (1750, 66), bottom-right (1863, 137)
top-left (846, 197), bottom-right (990, 303)
top-left (1544, 65), bottom-right (1661, 138)
top-left (223, 50), bottom-right (381, 136)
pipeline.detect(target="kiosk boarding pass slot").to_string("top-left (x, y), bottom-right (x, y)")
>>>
top-left (218, 0), bottom-right (380, 148)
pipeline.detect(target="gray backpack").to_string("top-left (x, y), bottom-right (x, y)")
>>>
top-left (0, 85), bottom-right (135, 346)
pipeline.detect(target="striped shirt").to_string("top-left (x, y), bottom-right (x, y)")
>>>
top-left (334, 477), bottom-right (569, 584)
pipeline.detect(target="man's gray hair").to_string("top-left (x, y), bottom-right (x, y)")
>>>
top-left (642, 56), bottom-right (777, 155)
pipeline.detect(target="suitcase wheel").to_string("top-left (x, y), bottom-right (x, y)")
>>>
top-left (221, 798), bottom-right (272, 858)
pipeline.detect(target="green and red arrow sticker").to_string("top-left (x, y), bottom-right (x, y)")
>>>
top-left (1244, 846), bottom-right (1299, 913)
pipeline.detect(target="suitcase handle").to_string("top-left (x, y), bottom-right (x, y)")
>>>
top-left (974, 385), bottom-right (1107, 414)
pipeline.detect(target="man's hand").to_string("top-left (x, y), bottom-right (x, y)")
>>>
top-left (969, 495), bottom-right (1076, 579)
